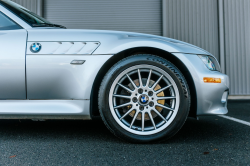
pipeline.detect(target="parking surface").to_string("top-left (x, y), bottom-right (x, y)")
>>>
top-left (0, 100), bottom-right (249, 166)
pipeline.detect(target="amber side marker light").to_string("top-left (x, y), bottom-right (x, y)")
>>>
top-left (203, 77), bottom-right (221, 83)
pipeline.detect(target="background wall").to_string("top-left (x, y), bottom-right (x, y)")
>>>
top-left (12, 0), bottom-right (42, 16)
top-left (162, 0), bottom-right (219, 59)
top-left (44, 0), bottom-right (162, 36)
top-left (10, 0), bottom-right (250, 96)
top-left (224, 0), bottom-right (250, 95)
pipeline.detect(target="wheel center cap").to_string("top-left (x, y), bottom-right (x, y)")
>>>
top-left (139, 94), bottom-right (149, 105)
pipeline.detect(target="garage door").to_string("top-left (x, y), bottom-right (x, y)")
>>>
top-left (44, 0), bottom-right (162, 36)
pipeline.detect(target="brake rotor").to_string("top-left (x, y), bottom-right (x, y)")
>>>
top-left (120, 78), bottom-right (165, 121)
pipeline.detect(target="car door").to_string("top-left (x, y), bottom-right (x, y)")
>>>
top-left (0, 11), bottom-right (27, 99)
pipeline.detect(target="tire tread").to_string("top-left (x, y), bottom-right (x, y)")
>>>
top-left (98, 54), bottom-right (190, 143)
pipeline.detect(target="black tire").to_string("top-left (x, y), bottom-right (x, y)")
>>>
top-left (98, 54), bottom-right (190, 143)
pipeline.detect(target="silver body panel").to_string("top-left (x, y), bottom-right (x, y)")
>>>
top-left (0, 3), bottom-right (229, 118)
top-left (173, 53), bottom-right (229, 116)
top-left (26, 42), bottom-right (100, 55)
top-left (0, 29), bottom-right (27, 99)
top-left (26, 55), bottom-right (112, 99)
top-left (26, 29), bottom-right (212, 56)
top-left (0, 100), bottom-right (90, 116)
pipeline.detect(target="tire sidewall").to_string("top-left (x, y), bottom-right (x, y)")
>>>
top-left (99, 55), bottom-right (189, 143)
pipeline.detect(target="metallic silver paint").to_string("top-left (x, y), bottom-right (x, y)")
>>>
top-left (0, 3), bottom-right (229, 118)
top-left (26, 29), bottom-right (212, 56)
top-left (26, 42), bottom-right (100, 55)
top-left (0, 100), bottom-right (90, 115)
top-left (173, 53), bottom-right (229, 115)
top-left (26, 55), bottom-right (112, 99)
top-left (0, 29), bottom-right (27, 99)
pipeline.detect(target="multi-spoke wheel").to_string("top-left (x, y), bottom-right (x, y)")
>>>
top-left (110, 65), bottom-right (179, 135)
top-left (99, 55), bottom-right (190, 143)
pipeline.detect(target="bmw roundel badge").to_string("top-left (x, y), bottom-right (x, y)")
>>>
top-left (30, 43), bottom-right (42, 53)
top-left (140, 94), bottom-right (149, 104)
top-left (141, 96), bottom-right (147, 103)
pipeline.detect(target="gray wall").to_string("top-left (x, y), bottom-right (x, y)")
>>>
top-left (163, 0), bottom-right (250, 95)
top-left (224, 0), bottom-right (250, 95)
top-left (162, 0), bottom-right (219, 59)
top-left (11, 0), bottom-right (42, 15)
top-left (44, 0), bottom-right (162, 36)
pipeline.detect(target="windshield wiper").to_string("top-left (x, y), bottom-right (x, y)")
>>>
top-left (32, 23), bottom-right (66, 29)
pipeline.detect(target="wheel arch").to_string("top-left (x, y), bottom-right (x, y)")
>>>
top-left (90, 47), bottom-right (197, 119)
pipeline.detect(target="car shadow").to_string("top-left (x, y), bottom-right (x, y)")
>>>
top-left (0, 116), bottom-right (233, 145)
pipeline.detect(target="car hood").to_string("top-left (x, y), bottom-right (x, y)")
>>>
top-left (27, 28), bottom-right (212, 56)
top-left (123, 31), bottom-right (211, 55)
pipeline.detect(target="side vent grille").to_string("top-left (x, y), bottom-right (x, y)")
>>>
top-left (27, 42), bottom-right (100, 55)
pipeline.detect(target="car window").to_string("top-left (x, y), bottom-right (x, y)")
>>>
top-left (0, 12), bottom-right (21, 30)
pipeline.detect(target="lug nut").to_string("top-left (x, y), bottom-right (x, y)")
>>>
top-left (148, 91), bottom-right (153, 96)
top-left (132, 97), bottom-right (138, 103)
top-left (138, 89), bottom-right (143, 94)
top-left (149, 101), bottom-right (154, 107)
top-left (139, 106), bottom-right (144, 111)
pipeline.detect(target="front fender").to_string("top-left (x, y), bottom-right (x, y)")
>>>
top-left (93, 37), bottom-right (211, 56)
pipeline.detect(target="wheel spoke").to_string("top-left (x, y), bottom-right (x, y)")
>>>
top-left (126, 74), bottom-right (137, 89)
top-left (110, 65), bottom-right (180, 135)
top-left (145, 69), bottom-right (152, 88)
top-left (114, 102), bottom-right (131, 109)
top-left (138, 69), bottom-right (143, 87)
top-left (141, 112), bottom-right (145, 131)
top-left (157, 96), bottom-right (176, 100)
top-left (118, 83), bottom-right (133, 93)
top-left (120, 108), bottom-right (134, 120)
top-left (113, 94), bottom-right (131, 99)
top-left (130, 110), bottom-right (139, 128)
top-left (155, 85), bottom-right (172, 94)
top-left (151, 75), bottom-right (163, 90)
top-left (156, 104), bottom-right (174, 111)
top-left (152, 109), bottom-right (167, 122)
top-left (148, 112), bottom-right (156, 129)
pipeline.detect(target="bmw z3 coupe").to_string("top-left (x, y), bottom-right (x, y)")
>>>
top-left (0, 0), bottom-right (229, 143)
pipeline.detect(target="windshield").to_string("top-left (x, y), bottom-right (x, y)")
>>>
top-left (0, 0), bottom-right (65, 28)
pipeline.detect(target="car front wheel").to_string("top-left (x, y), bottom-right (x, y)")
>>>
top-left (98, 54), bottom-right (190, 143)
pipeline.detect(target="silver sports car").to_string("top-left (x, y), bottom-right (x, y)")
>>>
top-left (0, 0), bottom-right (229, 143)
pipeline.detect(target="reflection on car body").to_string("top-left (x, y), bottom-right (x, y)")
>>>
top-left (0, 0), bottom-right (229, 143)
